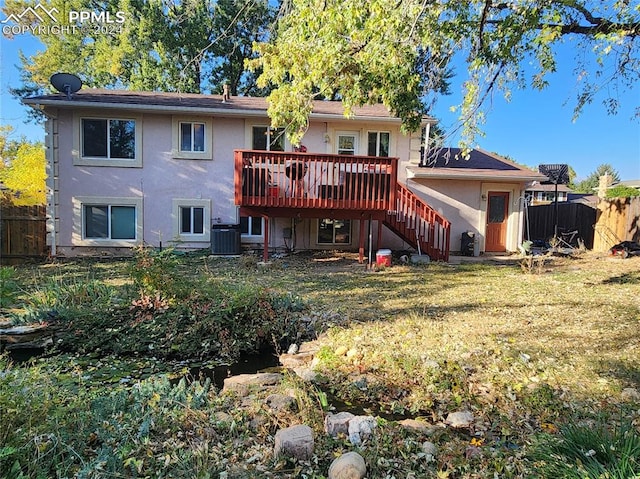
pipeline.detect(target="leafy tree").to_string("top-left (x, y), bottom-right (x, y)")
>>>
top-left (250, 0), bottom-right (640, 146)
top-left (574, 163), bottom-right (620, 193)
top-left (0, 126), bottom-right (46, 206)
top-left (3, 0), bottom-right (277, 102)
top-left (606, 185), bottom-right (640, 198)
top-left (206, 0), bottom-right (277, 95)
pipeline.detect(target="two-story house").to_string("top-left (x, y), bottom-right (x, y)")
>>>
top-left (23, 88), bottom-right (545, 261)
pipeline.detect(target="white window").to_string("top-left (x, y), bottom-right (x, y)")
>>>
top-left (337, 133), bottom-right (358, 155)
top-left (180, 122), bottom-right (206, 152)
top-left (252, 126), bottom-right (285, 151)
top-left (172, 199), bottom-right (211, 242)
top-left (317, 219), bottom-right (351, 245)
top-left (73, 196), bottom-right (143, 246)
top-left (180, 206), bottom-right (204, 234)
top-left (240, 216), bottom-right (263, 238)
top-left (172, 117), bottom-right (213, 159)
top-left (74, 115), bottom-right (142, 167)
top-left (367, 131), bottom-right (390, 157)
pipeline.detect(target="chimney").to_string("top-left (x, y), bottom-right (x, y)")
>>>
top-left (222, 84), bottom-right (230, 102)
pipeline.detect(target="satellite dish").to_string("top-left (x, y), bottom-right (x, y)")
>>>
top-left (50, 73), bottom-right (82, 99)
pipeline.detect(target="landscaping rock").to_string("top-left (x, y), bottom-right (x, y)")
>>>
top-left (298, 341), bottom-right (320, 355)
top-left (292, 366), bottom-right (318, 383)
top-left (621, 388), bottom-right (640, 401)
top-left (328, 451), bottom-right (367, 479)
top-left (274, 424), bottom-right (314, 460)
top-left (421, 441), bottom-right (437, 462)
top-left (325, 411), bottom-right (355, 437)
top-left (421, 359), bottom-right (440, 370)
top-left (345, 348), bottom-right (360, 360)
top-left (445, 410), bottom-right (474, 428)
top-left (465, 445), bottom-right (483, 459)
top-left (398, 418), bottom-right (437, 435)
top-left (280, 351), bottom-right (315, 368)
top-left (266, 393), bottom-right (296, 412)
top-left (348, 415), bottom-right (376, 445)
top-left (222, 372), bottom-right (283, 396)
top-left (213, 411), bottom-right (233, 424)
top-left (334, 346), bottom-right (348, 356)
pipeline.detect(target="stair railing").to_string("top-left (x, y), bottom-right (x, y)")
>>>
top-left (385, 183), bottom-right (451, 261)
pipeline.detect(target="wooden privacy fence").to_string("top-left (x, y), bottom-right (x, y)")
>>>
top-left (525, 202), bottom-right (596, 249)
top-left (593, 197), bottom-right (640, 252)
top-left (0, 203), bottom-right (47, 264)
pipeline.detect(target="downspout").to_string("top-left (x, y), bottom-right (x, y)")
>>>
top-left (41, 108), bottom-right (58, 256)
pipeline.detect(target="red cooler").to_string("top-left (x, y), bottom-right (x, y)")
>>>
top-left (376, 249), bottom-right (392, 267)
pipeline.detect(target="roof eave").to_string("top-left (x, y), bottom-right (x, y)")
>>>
top-left (23, 97), bottom-right (405, 123)
top-left (407, 166), bottom-right (547, 182)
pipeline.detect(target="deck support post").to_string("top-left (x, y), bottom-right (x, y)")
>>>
top-left (358, 218), bottom-right (366, 263)
top-left (377, 220), bottom-right (383, 251)
top-left (262, 215), bottom-right (269, 262)
top-left (368, 215), bottom-right (373, 266)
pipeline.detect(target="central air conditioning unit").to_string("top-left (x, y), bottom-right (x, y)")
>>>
top-left (211, 224), bottom-right (241, 255)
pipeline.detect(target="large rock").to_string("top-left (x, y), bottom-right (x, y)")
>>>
top-left (274, 424), bottom-right (314, 460)
top-left (222, 373), bottom-right (282, 396)
top-left (328, 451), bottom-right (367, 479)
top-left (445, 410), bottom-right (474, 428)
top-left (325, 411), bottom-right (355, 437)
top-left (348, 415), bottom-right (376, 445)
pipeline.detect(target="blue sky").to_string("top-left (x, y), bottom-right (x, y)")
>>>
top-left (2, 29), bottom-right (639, 182)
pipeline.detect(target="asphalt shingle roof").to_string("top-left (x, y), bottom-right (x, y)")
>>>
top-left (23, 89), bottom-right (401, 120)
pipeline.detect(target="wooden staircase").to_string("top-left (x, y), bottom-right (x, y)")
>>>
top-left (384, 182), bottom-right (451, 261)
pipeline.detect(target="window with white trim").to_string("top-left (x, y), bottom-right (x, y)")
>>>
top-left (82, 118), bottom-right (135, 159)
top-left (180, 206), bottom-right (204, 234)
top-left (84, 204), bottom-right (136, 239)
top-left (317, 219), bottom-right (351, 245)
top-left (180, 122), bottom-right (206, 152)
top-left (240, 216), bottom-right (263, 238)
top-left (73, 196), bottom-right (143, 246)
top-left (172, 199), bottom-right (211, 242)
top-left (337, 133), bottom-right (358, 155)
top-left (74, 115), bottom-right (142, 167)
top-left (367, 131), bottom-right (390, 157)
top-left (172, 117), bottom-right (213, 159)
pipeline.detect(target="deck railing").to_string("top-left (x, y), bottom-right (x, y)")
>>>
top-left (235, 150), bottom-right (398, 211)
top-left (385, 183), bottom-right (451, 261)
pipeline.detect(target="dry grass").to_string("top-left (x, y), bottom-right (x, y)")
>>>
top-left (302, 252), bottom-right (640, 396)
top-left (7, 250), bottom-right (640, 477)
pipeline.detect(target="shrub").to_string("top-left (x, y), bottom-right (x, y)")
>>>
top-left (0, 266), bottom-right (20, 307)
top-left (128, 246), bottom-right (189, 298)
top-left (530, 420), bottom-right (640, 478)
top-left (606, 185), bottom-right (640, 198)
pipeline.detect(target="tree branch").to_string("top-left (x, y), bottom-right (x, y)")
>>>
top-left (488, 1), bottom-right (640, 37)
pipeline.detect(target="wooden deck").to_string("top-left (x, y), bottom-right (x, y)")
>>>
top-left (235, 150), bottom-right (397, 219)
top-left (234, 149), bottom-right (450, 262)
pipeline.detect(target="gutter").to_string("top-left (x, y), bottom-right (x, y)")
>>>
top-left (22, 98), bottom-right (406, 124)
top-left (407, 167), bottom-right (546, 183)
